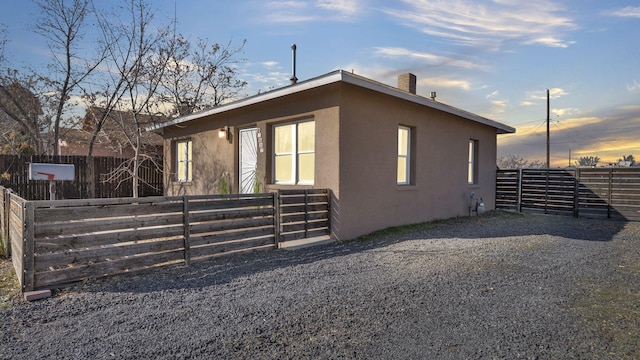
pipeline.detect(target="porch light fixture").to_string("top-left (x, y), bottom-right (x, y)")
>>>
top-left (218, 126), bottom-right (231, 142)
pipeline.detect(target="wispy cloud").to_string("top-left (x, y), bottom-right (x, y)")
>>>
top-left (260, 61), bottom-right (279, 68)
top-left (627, 80), bottom-right (640, 92)
top-left (606, 6), bottom-right (640, 18)
top-left (551, 107), bottom-right (579, 117)
top-left (489, 99), bottom-right (508, 115)
top-left (263, 0), bottom-right (363, 23)
top-left (525, 36), bottom-right (575, 48)
top-left (486, 90), bottom-right (499, 99)
top-left (527, 88), bottom-right (570, 100)
top-left (384, 0), bottom-right (577, 50)
top-left (419, 77), bottom-right (470, 90)
top-left (374, 47), bottom-right (489, 71)
top-left (317, 0), bottom-right (359, 16)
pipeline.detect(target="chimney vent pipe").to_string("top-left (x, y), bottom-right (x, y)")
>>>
top-left (290, 44), bottom-right (298, 85)
top-left (398, 73), bottom-right (416, 94)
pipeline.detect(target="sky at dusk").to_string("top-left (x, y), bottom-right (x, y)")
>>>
top-left (1, 0), bottom-right (639, 167)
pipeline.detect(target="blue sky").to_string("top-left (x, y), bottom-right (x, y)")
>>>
top-left (1, 0), bottom-right (639, 166)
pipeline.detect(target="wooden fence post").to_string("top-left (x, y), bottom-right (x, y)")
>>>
top-left (573, 168), bottom-right (580, 218)
top-left (326, 189), bottom-right (332, 239)
top-left (544, 169), bottom-right (549, 214)
top-left (607, 169), bottom-right (613, 219)
top-left (517, 168), bottom-right (523, 213)
top-left (22, 201), bottom-right (35, 292)
top-left (304, 190), bottom-right (309, 238)
top-left (273, 192), bottom-right (280, 249)
top-left (2, 188), bottom-right (10, 258)
top-left (183, 196), bottom-right (191, 265)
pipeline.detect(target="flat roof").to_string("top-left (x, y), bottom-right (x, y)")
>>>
top-left (148, 70), bottom-right (516, 134)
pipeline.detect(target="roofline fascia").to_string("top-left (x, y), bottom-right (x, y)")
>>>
top-left (148, 69), bottom-right (515, 135)
top-left (339, 72), bottom-right (515, 134)
top-left (146, 70), bottom-right (345, 132)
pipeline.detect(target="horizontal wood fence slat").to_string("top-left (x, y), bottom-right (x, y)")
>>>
top-left (496, 168), bottom-right (640, 221)
top-left (1, 186), bottom-right (332, 292)
top-left (278, 189), bottom-right (331, 243)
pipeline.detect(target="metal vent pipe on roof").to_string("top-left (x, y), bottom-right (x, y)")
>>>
top-left (290, 44), bottom-right (298, 85)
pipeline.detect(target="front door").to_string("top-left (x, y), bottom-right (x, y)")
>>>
top-left (239, 127), bottom-right (258, 194)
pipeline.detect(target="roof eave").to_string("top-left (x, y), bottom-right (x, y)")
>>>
top-left (148, 69), bottom-right (516, 135)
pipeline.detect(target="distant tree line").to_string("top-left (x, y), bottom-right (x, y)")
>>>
top-left (497, 154), bottom-right (545, 169)
top-left (0, 0), bottom-right (247, 197)
top-left (499, 154), bottom-right (637, 169)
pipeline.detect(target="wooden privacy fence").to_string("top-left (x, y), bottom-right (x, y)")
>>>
top-left (1, 187), bottom-right (331, 292)
top-left (0, 154), bottom-right (163, 200)
top-left (496, 168), bottom-right (640, 221)
top-left (279, 189), bottom-right (332, 242)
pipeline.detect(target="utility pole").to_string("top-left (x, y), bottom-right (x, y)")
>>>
top-left (546, 89), bottom-right (550, 169)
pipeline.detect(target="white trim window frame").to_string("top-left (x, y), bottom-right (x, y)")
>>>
top-left (397, 126), bottom-right (411, 185)
top-left (176, 139), bottom-right (193, 182)
top-left (273, 120), bottom-right (315, 185)
top-left (468, 139), bottom-right (478, 185)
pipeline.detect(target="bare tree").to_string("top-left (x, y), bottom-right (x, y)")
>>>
top-left (33, 0), bottom-right (104, 155)
top-left (0, 25), bottom-right (42, 155)
top-left (618, 154), bottom-right (635, 166)
top-left (0, 71), bottom-right (50, 154)
top-left (160, 36), bottom-right (247, 116)
top-left (497, 154), bottom-right (545, 169)
top-left (576, 156), bottom-right (600, 167)
top-left (92, 0), bottom-right (172, 197)
top-left (0, 24), bottom-right (6, 64)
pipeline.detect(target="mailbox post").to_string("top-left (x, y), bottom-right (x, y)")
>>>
top-left (28, 163), bottom-right (75, 201)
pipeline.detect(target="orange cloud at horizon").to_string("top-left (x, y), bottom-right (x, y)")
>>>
top-left (498, 106), bottom-right (640, 167)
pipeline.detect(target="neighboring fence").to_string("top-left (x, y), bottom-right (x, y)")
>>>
top-left (496, 168), bottom-right (640, 221)
top-left (0, 154), bottom-right (163, 200)
top-left (1, 187), bottom-right (332, 292)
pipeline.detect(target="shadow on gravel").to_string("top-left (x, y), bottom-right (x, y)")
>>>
top-left (77, 211), bottom-right (631, 295)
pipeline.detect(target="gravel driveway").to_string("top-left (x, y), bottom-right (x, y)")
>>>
top-left (1, 211), bottom-right (639, 359)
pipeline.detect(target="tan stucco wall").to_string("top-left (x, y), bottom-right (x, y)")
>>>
top-left (334, 84), bottom-right (498, 240)
top-left (163, 84), bottom-right (342, 197)
top-left (161, 82), bottom-right (499, 241)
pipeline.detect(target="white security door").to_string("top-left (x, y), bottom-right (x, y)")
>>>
top-left (239, 127), bottom-right (258, 194)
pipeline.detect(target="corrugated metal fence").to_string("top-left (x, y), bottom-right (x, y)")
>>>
top-left (496, 168), bottom-right (640, 221)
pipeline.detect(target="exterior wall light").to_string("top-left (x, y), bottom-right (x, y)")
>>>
top-left (218, 126), bottom-right (231, 142)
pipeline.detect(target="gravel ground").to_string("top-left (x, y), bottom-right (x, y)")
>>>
top-left (1, 211), bottom-right (639, 359)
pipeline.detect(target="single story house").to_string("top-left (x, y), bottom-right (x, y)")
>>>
top-left (150, 70), bottom-right (515, 240)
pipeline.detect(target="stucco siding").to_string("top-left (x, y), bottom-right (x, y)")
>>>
top-left (163, 85), bottom-right (343, 199)
top-left (160, 79), bottom-right (504, 242)
top-left (334, 84), bottom-right (497, 240)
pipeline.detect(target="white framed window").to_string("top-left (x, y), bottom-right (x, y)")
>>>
top-left (273, 120), bottom-right (315, 185)
top-left (176, 140), bottom-right (192, 182)
top-left (468, 139), bottom-right (478, 184)
top-left (397, 126), bottom-right (411, 185)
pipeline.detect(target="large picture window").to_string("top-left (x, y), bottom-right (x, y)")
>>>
top-left (397, 126), bottom-right (411, 185)
top-left (176, 140), bottom-right (192, 182)
top-left (273, 120), bottom-right (315, 185)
